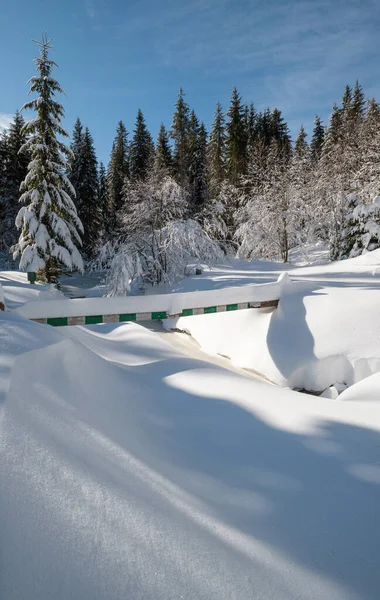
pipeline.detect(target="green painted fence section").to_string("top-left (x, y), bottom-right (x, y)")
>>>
top-left (119, 313), bottom-right (137, 322)
top-left (47, 317), bottom-right (68, 327)
top-left (30, 299), bottom-right (279, 327)
top-left (85, 315), bottom-right (103, 325)
top-left (226, 303), bottom-right (238, 311)
top-left (204, 306), bottom-right (217, 314)
top-left (152, 311), bottom-right (167, 320)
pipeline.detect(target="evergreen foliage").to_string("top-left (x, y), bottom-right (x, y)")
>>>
top-left (170, 88), bottom-right (190, 186)
top-left (154, 123), bottom-right (172, 175)
top-left (68, 117), bottom-right (84, 200)
top-left (4, 50), bottom-right (380, 276)
top-left (77, 127), bottom-right (100, 255)
top-left (12, 35), bottom-right (83, 282)
top-left (98, 161), bottom-right (108, 226)
top-left (246, 103), bottom-right (257, 153)
top-left (226, 87), bottom-right (247, 185)
top-left (188, 111), bottom-right (207, 215)
top-left (294, 125), bottom-right (309, 159)
top-left (208, 102), bottom-right (226, 197)
top-left (310, 115), bottom-right (325, 160)
top-left (107, 120), bottom-right (129, 232)
top-left (129, 109), bottom-right (154, 181)
top-left (0, 111), bottom-right (29, 252)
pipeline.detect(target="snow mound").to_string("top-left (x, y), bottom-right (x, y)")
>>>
top-left (0, 270), bottom-right (64, 310)
top-left (339, 372), bottom-right (380, 402)
top-left (167, 251), bottom-right (380, 391)
top-left (1, 318), bottom-right (380, 599)
top-left (0, 312), bottom-right (63, 404)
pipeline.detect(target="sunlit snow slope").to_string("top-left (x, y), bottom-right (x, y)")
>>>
top-left (1, 314), bottom-right (380, 600)
top-left (168, 249), bottom-right (380, 391)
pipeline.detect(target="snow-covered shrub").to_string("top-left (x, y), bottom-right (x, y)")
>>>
top-left (98, 219), bottom-right (224, 297)
top-left (340, 194), bottom-right (380, 258)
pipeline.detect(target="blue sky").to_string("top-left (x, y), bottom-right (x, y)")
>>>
top-left (1, 0), bottom-right (380, 164)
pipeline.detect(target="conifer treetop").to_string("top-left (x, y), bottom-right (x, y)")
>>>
top-left (12, 34), bottom-right (83, 281)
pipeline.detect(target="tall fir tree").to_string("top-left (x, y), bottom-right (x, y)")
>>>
top-left (170, 88), bottom-right (190, 186)
top-left (226, 87), bottom-right (247, 185)
top-left (256, 108), bottom-right (273, 146)
top-left (98, 161), bottom-right (108, 228)
top-left (342, 84), bottom-right (352, 116)
top-left (12, 35), bottom-right (83, 282)
top-left (326, 103), bottom-right (343, 146)
top-left (310, 115), bottom-right (325, 160)
top-left (294, 125), bottom-right (309, 159)
top-left (208, 102), bottom-right (226, 196)
top-left (188, 111), bottom-right (207, 215)
top-left (350, 80), bottom-right (366, 121)
top-left (270, 108), bottom-right (291, 158)
top-left (68, 117), bottom-right (84, 204)
top-left (77, 127), bottom-right (100, 255)
top-left (129, 109), bottom-right (154, 180)
top-left (154, 123), bottom-right (172, 175)
top-left (246, 102), bottom-right (257, 155)
top-left (107, 120), bottom-right (129, 231)
top-left (0, 111), bottom-right (29, 252)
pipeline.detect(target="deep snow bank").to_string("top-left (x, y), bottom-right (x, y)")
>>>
top-left (165, 251), bottom-right (380, 391)
top-left (1, 317), bottom-right (380, 599)
top-left (0, 270), bottom-right (65, 310)
top-left (339, 372), bottom-right (380, 402)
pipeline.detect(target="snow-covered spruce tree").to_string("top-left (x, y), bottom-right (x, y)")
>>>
top-left (338, 194), bottom-right (380, 258)
top-left (12, 35), bottom-right (83, 283)
top-left (315, 84), bottom-right (368, 260)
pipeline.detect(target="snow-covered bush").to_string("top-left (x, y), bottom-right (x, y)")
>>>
top-left (96, 219), bottom-right (223, 297)
top-left (339, 194), bottom-right (380, 258)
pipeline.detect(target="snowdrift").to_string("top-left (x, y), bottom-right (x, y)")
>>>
top-left (1, 317), bottom-right (380, 599)
top-left (12, 277), bottom-right (285, 320)
top-left (167, 251), bottom-right (380, 392)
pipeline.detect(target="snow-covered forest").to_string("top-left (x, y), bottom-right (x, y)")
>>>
top-left (1, 37), bottom-right (380, 289)
top-left (2, 28), bottom-right (380, 600)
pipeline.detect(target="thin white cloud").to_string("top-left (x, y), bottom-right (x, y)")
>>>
top-left (84, 0), bottom-right (95, 19)
top-left (0, 113), bottom-right (13, 131)
top-left (80, 0), bottom-right (380, 137)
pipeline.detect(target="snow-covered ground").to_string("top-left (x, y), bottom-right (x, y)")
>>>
top-left (1, 250), bottom-right (380, 599)
top-left (167, 249), bottom-right (380, 393)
